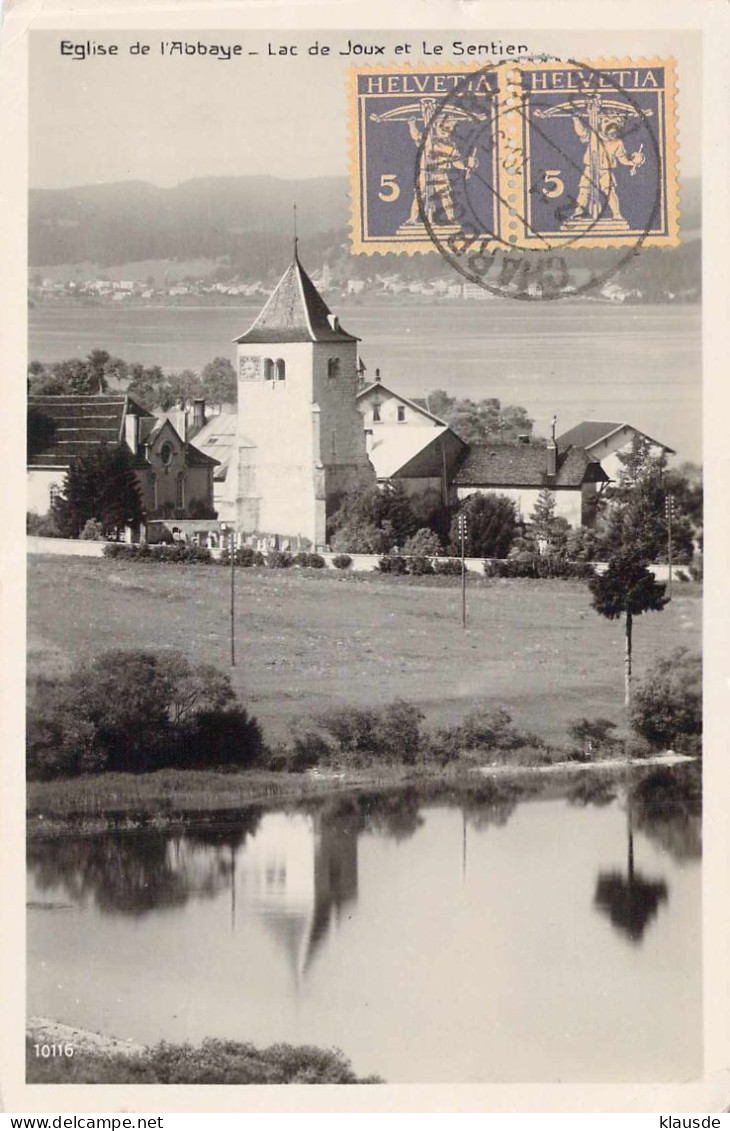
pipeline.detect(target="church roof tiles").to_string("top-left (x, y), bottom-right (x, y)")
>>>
top-left (233, 252), bottom-right (358, 345)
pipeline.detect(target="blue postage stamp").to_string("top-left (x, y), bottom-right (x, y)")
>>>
top-left (349, 59), bottom-right (679, 255)
top-left (348, 67), bottom-right (501, 252)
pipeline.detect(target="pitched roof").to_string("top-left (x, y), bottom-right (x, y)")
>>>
top-left (190, 412), bottom-right (242, 480)
top-left (28, 394), bottom-right (218, 470)
top-left (27, 394), bottom-right (151, 468)
top-left (233, 252), bottom-right (358, 345)
top-left (369, 424), bottom-right (453, 479)
top-left (556, 420), bottom-right (676, 454)
top-left (454, 443), bottom-right (609, 488)
top-left (356, 380), bottom-right (447, 426)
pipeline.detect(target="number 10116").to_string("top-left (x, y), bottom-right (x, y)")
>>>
top-left (34, 1042), bottom-right (74, 1058)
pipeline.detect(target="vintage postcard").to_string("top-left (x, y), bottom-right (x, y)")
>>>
top-left (1, 0), bottom-right (728, 1117)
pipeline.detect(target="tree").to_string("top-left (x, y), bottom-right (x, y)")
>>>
top-left (528, 488), bottom-right (570, 555)
top-left (598, 436), bottom-right (696, 564)
top-left (328, 481), bottom-right (418, 551)
top-left (53, 444), bottom-right (144, 538)
top-left (588, 551), bottom-right (669, 709)
top-left (448, 493), bottom-right (517, 558)
top-left (413, 389), bottom-right (534, 444)
top-left (629, 648), bottom-right (702, 754)
top-left (126, 363), bottom-right (166, 410)
top-left (201, 356), bottom-right (237, 407)
top-left (159, 368), bottom-right (205, 410)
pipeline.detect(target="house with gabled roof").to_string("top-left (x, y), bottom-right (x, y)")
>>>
top-left (556, 421), bottom-right (675, 482)
top-left (454, 435), bottom-right (609, 527)
top-left (27, 393), bottom-right (218, 523)
top-left (356, 372), bottom-right (466, 500)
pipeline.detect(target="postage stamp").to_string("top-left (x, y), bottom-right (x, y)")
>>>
top-left (348, 58), bottom-right (679, 267)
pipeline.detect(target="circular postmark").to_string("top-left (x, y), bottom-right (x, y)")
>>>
top-left (414, 54), bottom-right (663, 300)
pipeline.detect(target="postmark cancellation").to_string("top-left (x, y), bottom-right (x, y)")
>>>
top-left (348, 58), bottom-right (679, 258)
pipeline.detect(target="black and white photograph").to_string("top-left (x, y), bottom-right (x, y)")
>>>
top-left (2, 2), bottom-right (728, 1114)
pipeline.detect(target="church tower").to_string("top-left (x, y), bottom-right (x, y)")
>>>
top-left (233, 249), bottom-right (374, 547)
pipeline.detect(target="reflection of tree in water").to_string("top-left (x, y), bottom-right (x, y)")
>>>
top-left (27, 809), bottom-right (263, 917)
top-left (629, 765), bottom-right (702, 862)
top-left (457, 780), bottom-right (524, 832)
top-left (594, 807), bottom-right (668, 944)
top-left (566, 774), bottom-right (618, 808)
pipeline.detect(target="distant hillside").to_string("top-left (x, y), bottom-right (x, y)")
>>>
top-left (29, 176), bottom-right (351, 271)
top-left (29, 174), bottom-right (701, 297)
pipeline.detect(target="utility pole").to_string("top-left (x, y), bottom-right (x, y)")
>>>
top-left (221, 523), bottom-right (236, 666)
top-left (458, 511), bottom-right (467, 628)
top-left (665, 493), bottom-right (674, 598)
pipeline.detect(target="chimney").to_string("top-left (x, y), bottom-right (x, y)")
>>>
top-left (124, 408), bottom-right (140, 453)
top-left (192, 397), bottom-right (206, 433)
top-left (547, 414), bottom-right (557, 477)
top-left (375, 368), bottom-right (381, 382)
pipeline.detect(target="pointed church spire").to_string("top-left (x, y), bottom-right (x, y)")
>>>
top-left (233, 249), bottom-right (359, 345)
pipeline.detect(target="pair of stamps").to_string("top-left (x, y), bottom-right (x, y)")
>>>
top-left (349, 58), bottom-right (679, 296)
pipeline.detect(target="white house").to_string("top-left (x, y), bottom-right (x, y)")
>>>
top-left (556, 421), bottom-right (675, 483)
top-left (454, 437), bottom-right (609, 527)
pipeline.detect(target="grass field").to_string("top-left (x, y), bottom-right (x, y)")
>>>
top-left (27, 556), bottom-right (702, 747)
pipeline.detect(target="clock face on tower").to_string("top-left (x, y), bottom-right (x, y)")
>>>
top-left (239, 356), bottom-right (262, 381)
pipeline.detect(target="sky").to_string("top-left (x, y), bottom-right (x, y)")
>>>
top-left (30, 28), bottom-right (701, 188)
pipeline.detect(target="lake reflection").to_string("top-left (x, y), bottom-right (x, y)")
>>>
top-left (27, 771), bottom-right (702, 1082)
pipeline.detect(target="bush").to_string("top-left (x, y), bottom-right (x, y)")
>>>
top-left (377, 554), bottom-right (408, 574)
top-left (79, 518), bottom-right (104, 541)
top-left (567, 717), bottom-right (618, 757)
top-left (26, 510), bottom-right (65, 538)
top-left (483, 556), bottom-right (595, 579)
top-left (101, 543), bottom-right (212, 564)
top-left (293, 551), bottom-right (326, 569)
top-left (565, 525), bottom-right (601, 562)
top-left (301, 699), bottom-right (426, 765)
top-left (433, 557), bottom-right (463, 576)
top-left (425, 706), bottom-right (538, 764)
top-left (267, 550), bottom-right (294, 568)
top-left (332, 553), bottom-right (352, 570)
top-left (26, 649), bottom-right (262, 778)
top-left (402, 527), bottom-right (443, 556)
top-left (629, 648), bottom-right (702, 754)
top-left (220, 546), bottom-right (265, 567)
top-left (405, 555), bottom-right (435, 576)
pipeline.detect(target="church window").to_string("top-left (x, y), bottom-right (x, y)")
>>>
top-left (397, 405), bottom-right (406, 422)
top-left (176, 473), bottom-right (185, 509)
top-left (160, 441), bottom-right (174, 467)
top-left (328, 357), bottom-right (341, 379)
top-left (264, 358), bottom-right (275, 381)
top-left (372, 403), bottom-right (381, 422)
top-left (49, 482), bottom-right (61, 504)
top-left (276, 358), bottom-right (286, 381)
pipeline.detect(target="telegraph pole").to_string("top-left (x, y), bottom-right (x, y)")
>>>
top-left (665, 493), bottom-right (674, 599)
top-left (458, 511), bottom-right (467, 628)
top-left (221, 522), bottom-right (236, 666)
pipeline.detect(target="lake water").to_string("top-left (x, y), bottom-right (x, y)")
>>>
top-left (27, 772), bottom-right (702, 1083)
top-left (28, 301), bottom-right (702, 462)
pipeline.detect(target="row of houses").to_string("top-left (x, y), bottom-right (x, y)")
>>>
top-left (27, 251), bottom-right (674, 546)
